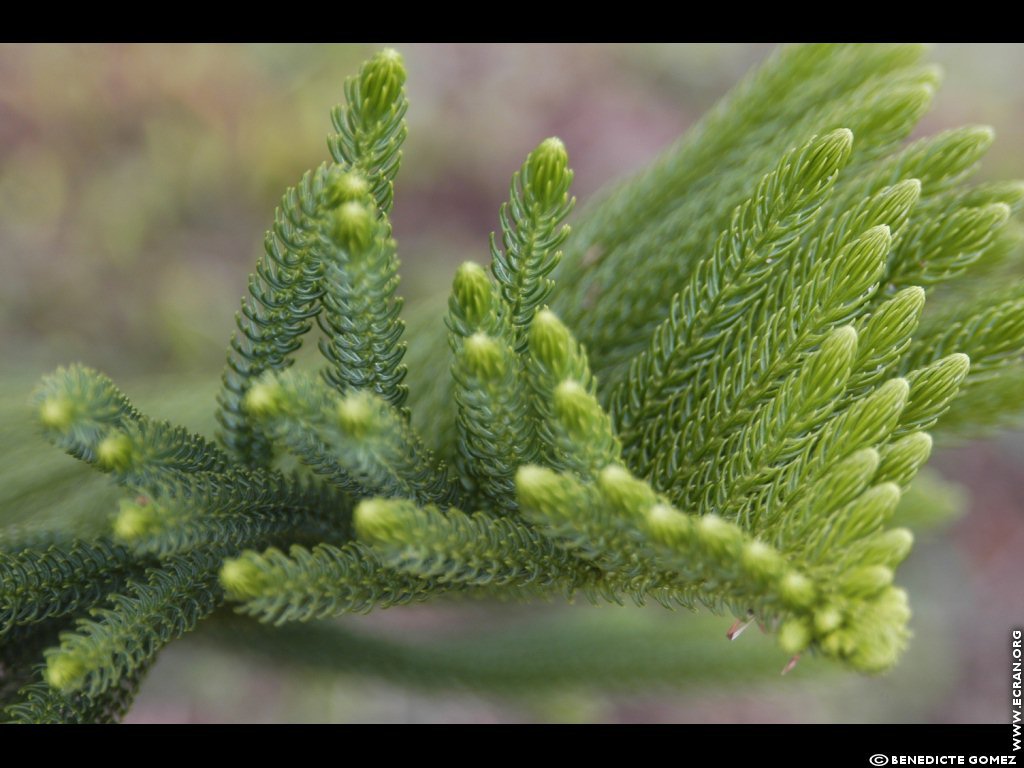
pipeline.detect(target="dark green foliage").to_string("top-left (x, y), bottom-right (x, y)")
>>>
top-left (4, 663), bottom-right (149, 724)
top-left (8, 44), bottom-right (1024, 722)
top-left (111, 472), bottom-right (352, 557)
top-left (1, 619), bottom-right (72, 707)
top-left (216, 162), bottom-right (335, 468)
top-left (1, 539), bottom-right (136, 634)
top-left (42, 550), bottom-right (224, 697)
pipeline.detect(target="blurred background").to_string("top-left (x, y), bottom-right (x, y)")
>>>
top-left (1, 43), bottom-right (1022, 723)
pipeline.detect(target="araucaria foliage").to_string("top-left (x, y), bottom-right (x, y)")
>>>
top-left (4, 44), bottom-right (1024, 723)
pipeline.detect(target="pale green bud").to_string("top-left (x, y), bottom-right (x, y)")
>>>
top-left (801, 325), bottom-right (857, 406)
top-left (917, 126), bottom-right (992, 187)
top-left (38, 396), bottom-right (73, 430)
top-left (740, 540), bottom-right (785, 583)
top-left (869, 179), bottom-right (921, 229)
top-left (858, 528), bottom-right (914, 568)
top-left (814, 605), bottom-right (844, 634)
top-left (220, 557), bottom-right (268, 601)
top-left (838, 565), bottom-right (894, 598)
top-left (45, 654), bottom-right (88, 693)
top-left (358, 48), bottom-right (406, 122)
top-left (325, 170), bottom-right (371, 207)
top-left (336, 391), bottom-right (380, 438)
top-left (96, 433), bottom-right (133, 471)
top-left (813, 448), bottom-right (880, 514)
top-left (244, 380), bottom-right (284, 418)
top-left (529, 308), bottom-right (572, 377)
top-left (804, 129), bottom-right (853, 182)
top-left (598, 464), bottom-right (659, 514)
top-left (329, 201), bottom-right (375, 251)
top-left (874, 83), bottom-right (937, 137)
top-left (902, 353), bottom-right (970, 431)
top-left (821, 628), bottom-right (857, 658)
top-left (354, 497), bottom-right (411, 546)
top-left (839, 586), bottom-right (912, 672)
top-left (462, 333), bottom-right (507, 380)
top-left (452, 262), bottom-right (494, 329)
top-left (829, 226), bottom-right (889, 306)
top-left (856, 287), bottom-right (925, 367)
top-left (516, 465), bottom-right (571, 513)
top-left (113, 498), bottom-right (159, 541)
top-left (644, 503), bottom-right (693, 548)
top-left (553, 380), bottom-right (601, 437)
top-left (841, 378), bottom-right (910, 449)
top-left (778, 617), bottom-right (812, 655)
top-left (779, 571), bottom-right (815, 608)
top-left (829, 482), bottom-right (902, 546)
top-left (944, 203), bottom-right (1011, 253)
top-left (695, 514), bottom-right (743, 560)
top-left (526, 137), bottom-right (572, 210)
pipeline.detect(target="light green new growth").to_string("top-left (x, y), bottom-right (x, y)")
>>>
top-left (5, 43), bottom-right (1024, 723)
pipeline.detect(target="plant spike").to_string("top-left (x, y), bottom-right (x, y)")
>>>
top-left (526, 308), bottom-right (618, 478)
top-left (355, 498), bottom-right (600, 591)
top-left (3, 661), bottom-right (151, 724)
top-left (611, 129), bottom-right (854, 479)
top-left (245, 371), bottom-right (453, 505)
top-left (328, 48), bottom-right (409, 214)
top-left (445, 260), bottom-right (532, 513)
top-left (490, 137), bottom-right (575, 352)
top-left (220, 542), bottom-right (435, 625)
top-left (43, 550), bottom-right (225, 697)
top-left (218, 49), bottom-right (409, 467)
top-left (1, 539), bottom-right (137, 636)
top-left (316, 186), bottom-right (409, 411)
top-left (557, 61), bottom-right (937, 384)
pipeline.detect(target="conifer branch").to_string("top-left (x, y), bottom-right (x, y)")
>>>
top-left (490, 138), bottom-right (575, 352)
top-left (43, 550), bottom-right (224, 697)
top-left (3, 660), bottom-right (150, 724)
top-left (316, 186), bottom-right (408, 411)
top-left (525, 309), bottom-right (618, 477)
top-left (556, 56), bottom-right (936, 383)
top-left (610, 129), bottom-right (854, 479)
top-left (218, 49), bottom-right (409, 466)
top-left (111, 473), bottom-right (352, 557)
top-left (447, 317), bottom-right (534, 514)
top-left (328, 49), bottom-right (409, 214)
top-left (216, 163), bottom-right (336, 468)
top-left (354, 497), bottom-right (600, 590)
top-left (36, 365), bottom-right (231, 485)
top-left (245, 372), bottom-right (454, 504)
top-left (0, 539), bottom-right (137, 636)
top-left (220, 542), bottom-right (435, 625)
top-left (14, 46), bottom-right (1024, 719)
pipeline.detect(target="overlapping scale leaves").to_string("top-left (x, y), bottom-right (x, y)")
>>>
top-left (5, 44), bottom-right (1024, 722)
